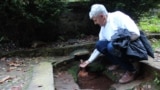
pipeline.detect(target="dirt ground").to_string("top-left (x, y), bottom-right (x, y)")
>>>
top-left (0, 56), bottom-right (50, 90)
top-left (0, 54), bottom-right (160, 90)
top-left (0, 36), bottom-right (159, 90)
top-left (54, 70), bottom-right (114, 90)
top-left (53, 51), bottom-right (160, 90)
top-left (77, 70), bottom-right (114, 90)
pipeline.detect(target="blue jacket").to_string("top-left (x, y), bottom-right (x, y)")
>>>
top-left (111, 29), bottom-right (154, 60)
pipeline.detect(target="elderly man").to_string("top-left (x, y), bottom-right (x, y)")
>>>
top-left (79, 4), bottom-right (142, 84)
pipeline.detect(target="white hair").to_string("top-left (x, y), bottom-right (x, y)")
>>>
top-left (89, 4), bottom-right (108, 19)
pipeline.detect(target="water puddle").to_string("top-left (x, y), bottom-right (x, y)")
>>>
top-left (53, 60), bottom-right (114, 90)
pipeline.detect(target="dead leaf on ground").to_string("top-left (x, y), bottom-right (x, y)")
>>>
top-left (7, 67), bottom-right (17, 72)
top-left (0, 76), bottom-right (13, 84)
top-left (7, 62), bottom-right (21, 67)
top-left (0, 57), bottom-right (6, 61)
top-left (16, 68), bottom-right (23, 71)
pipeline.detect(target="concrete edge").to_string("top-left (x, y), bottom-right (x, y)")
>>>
top-left (27, 62), bottom-right (54, 90)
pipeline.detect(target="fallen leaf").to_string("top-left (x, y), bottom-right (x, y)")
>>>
top-left (16, 68), bottom-right (22, 71)
top-left (7, 67), bottom-right (17, 72)
top-left (0, 76), bottom-right (13, 84)
top-left (0, 57), bottom-right (6, 61)
top-left (7, 62), bottom-right (21, 67)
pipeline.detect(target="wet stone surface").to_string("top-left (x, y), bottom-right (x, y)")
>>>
top-left (54, 71), bottom-right (80, 90)
top-left (54, 60), bottom-right (114, 90)
top-left (54, 69), bottom-right (114, 90)
top-left (77, 71), bottom-right (114, 90)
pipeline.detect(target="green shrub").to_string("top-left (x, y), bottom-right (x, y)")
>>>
top-left (139, 16), bottom-right (160, 33)
top-left (86, 0), bottom-right (160, 21)
top-left (0, 0), bottom-right (67, 46)
top-left (0, 0), bottom-right (160, 47)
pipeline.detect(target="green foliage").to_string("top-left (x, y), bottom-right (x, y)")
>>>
top-left (87, 62), bottom-right (105, 73)
top-left (0, 36), bottom-right (9, 43)
top-left (0, 36), bottom-right (5, 42)
top-left (63, 0), bottom-right (89, 2)
top-left (68, 65), bottom-right (79, 82)
top-left (138, 4), bottom-right (160, 33)
top-left (86, 0), bottom-right (160, 21)
top-left (0, 0), bottom-right (67, 46)
top-left (0, 0), bottom-right (66, 23)
top-left (151, 39), bottom-right (160, 50)
top-left (139, 16), bottom-right (160, 33)
top-left (154, 72), bottom-right (160, 85)
top-left (0, 0), bottom-right (159, 47)
top-left (103, 70), bottom-right (117, 82)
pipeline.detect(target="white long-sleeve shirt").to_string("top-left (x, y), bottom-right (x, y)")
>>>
top-left (87, 11), bottom-right (140, 63)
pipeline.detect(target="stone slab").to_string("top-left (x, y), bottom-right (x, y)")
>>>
top-left (140, 55), bottom-right (160, 70)
top-left (27, 62), bottom-right (54, 90)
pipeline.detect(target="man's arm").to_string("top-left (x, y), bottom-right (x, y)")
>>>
top-left (79, 49), bottom-right (100, 68)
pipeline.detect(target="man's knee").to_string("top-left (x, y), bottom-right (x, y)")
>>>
top-left (95, 41), bottom-right (109, 54)
top-left (107, 42), bottom-right (122, 57)
top-left (107, 42), bottom-right (114, 52)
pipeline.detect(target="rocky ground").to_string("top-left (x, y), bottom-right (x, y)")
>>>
top-left (0, 56), bottom-right (53, 90)
top-left (0, 35), bottom-right (98, 52)
top-left (0, 51), bottom-right (160, 90)
top-left (0, 35), bottom-right (160, 90)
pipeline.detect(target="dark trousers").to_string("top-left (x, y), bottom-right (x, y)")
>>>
top-left (96, 40), bottom-right (136, 72)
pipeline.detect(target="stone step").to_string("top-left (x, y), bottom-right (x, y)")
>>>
top-left (25, 55), bottom-right (160, 90)
top-left (27, 62), bottom-right (54, 90)
top-left (25, 44), bottom-right (160, 90)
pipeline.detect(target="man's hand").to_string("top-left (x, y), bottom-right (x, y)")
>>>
top-left (79, 60), bottom-right (90, 68)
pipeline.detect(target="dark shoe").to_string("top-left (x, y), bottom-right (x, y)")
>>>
top-left (108, 65), bottom-right (119, 71)
top-left (119, 71), bottom-right (136, 84)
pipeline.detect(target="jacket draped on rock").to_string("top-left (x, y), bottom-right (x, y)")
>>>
top-left (111, 29), bottom-right (154, 60)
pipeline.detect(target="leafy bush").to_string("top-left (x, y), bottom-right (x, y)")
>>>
top-left (139, 15), bottom-right (160, 33)
top-left (86, 0), bottom-right (160, 21)
top-left (0, 0), bottom-right (67, 46)
top-left (0, 0), bottom-right (159, 47)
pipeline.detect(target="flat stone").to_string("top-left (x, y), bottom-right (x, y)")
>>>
top-left (27, 62), bottom-right (54, 90)
top-left (54, 71), bottom-right (80, 90)
top-left (70, 49), bottom-right (90, 56)
top-left (140, 55), bottom-right (160, 70)
top-left (155, 49), bottom-right (160, 53)
top-left (112, 80), bottom-right (142, 90)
